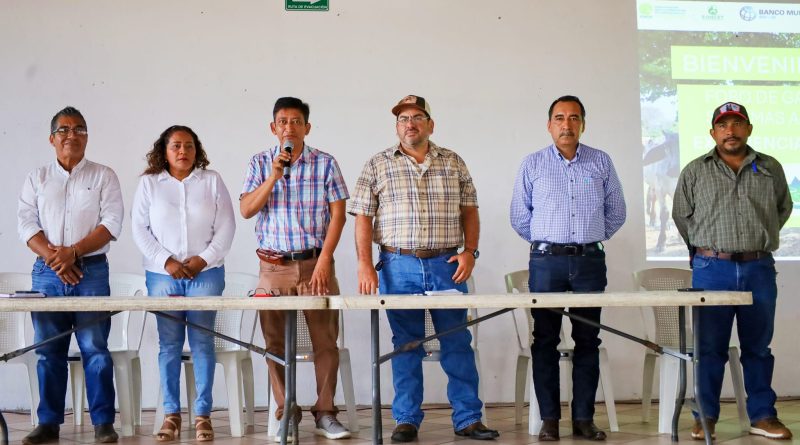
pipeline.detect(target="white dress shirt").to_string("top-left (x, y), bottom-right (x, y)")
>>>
top-left (18, 157), bottom-right (124, 256)
top-left (131, 169), bottom-right (235, 274)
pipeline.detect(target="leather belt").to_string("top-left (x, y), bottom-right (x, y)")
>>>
top-left (531, 241), bottom-right (603, 256)
top-left (380, 246), bottom-right (458, 259)
top-left (37, 253), bottom-right (107, 265)
top-left (257, 247), bottom-right (321, 265)
top-left (695, 248), bottom-right (769, 262)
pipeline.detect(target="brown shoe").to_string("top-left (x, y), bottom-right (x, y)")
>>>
top-left (750, 418), bottom-right (793, 440)
top-left (572, 420), bottom-right (606, 441)
top-left (22, 424), bottom-right (60, 445)
top-left (390, 423), bottom-right (418, 443)
top-left (454, 422), bottom-right (499, 440)
top-left (691, 418), bottom-right (716, 441)
top-left (539, 419), bottom-right (559, 441)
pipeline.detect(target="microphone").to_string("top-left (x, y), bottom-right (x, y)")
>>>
top-left (282, 140), bottom-right (294, 179)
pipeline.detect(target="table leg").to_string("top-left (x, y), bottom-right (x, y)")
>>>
top-left (1, 410), bottom-right (8, 445)
top-left (280, 310), bottom-right (298, 445)
top-left (692, 306), bottom-right (712, 445)
top-left (371, 309), bottom-right (383, 444)
top-left (673, 306), bottom-right (688, 441)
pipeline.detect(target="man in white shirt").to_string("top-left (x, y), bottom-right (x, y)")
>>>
top-left (17, 106), bottom-right (124, 445)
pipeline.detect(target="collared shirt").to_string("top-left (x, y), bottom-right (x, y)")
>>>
top-left (510, 143), bottom-right (626, 244)
top-left (241, 144), bottom-right (349, 251)
top-left (672, 146), bottom-right (792, 253)
top-left (132, 169), bottom-right (236, 274)
top-left (18, 157), bottom-right (124, 255)
top-left (347, 141), bottom-right (478, 249)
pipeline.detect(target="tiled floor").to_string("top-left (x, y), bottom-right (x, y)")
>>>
top-left (2, 400), bottom-right (798, 444)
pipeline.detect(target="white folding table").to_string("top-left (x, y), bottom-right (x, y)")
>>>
top-left (329, 290), bottom-right (751, 445)
top-left (0, 295), bottom-right (326, 445)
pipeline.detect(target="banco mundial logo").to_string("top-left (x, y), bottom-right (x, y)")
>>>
top-left (740, 6), bottom-right (757, 21)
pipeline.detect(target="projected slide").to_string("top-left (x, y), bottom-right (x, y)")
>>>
top-left (637, 0), bottom-right (800, 260)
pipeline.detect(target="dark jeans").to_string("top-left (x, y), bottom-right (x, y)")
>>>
top-left (30, 257), bottom-right (116, 425)
top-left (528, 250), bottom-right (607, 421)
top-left (692, 254), bottom-right (778, 422)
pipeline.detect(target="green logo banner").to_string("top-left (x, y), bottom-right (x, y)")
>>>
top-left (286, 0), bottom-right (329, 11)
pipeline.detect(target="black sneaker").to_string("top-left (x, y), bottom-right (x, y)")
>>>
top-left (22, 424), bottom-right (60, 445)
top-left (94, 424), bottom-right (118, 443)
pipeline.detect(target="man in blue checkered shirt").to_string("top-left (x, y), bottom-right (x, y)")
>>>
top-left (510, 95), bottom-right (626, 442)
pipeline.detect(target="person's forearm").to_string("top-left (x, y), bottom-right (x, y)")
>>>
top-left (73, 225), bottom-right (114, 257)
top-left (355, 215), bottom-right (375, 264)
top-left (319, 200), bottom-right (346, 259)
top-left (26, 231), bottom-right (54, 258)
top-left (461, 206), bottom-right (480, 250)
top-left (240, 177), bottom-right (278, 219)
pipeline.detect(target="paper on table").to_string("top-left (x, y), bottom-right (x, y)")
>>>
top-left (423, 289), bottom-right (466, 296)
top-left (0, 291), bottom-right (46, 298)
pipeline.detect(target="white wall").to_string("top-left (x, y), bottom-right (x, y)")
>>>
top-left (1, 0), bottom-right (798, 411)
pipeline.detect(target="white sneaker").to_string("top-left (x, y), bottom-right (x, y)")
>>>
top-left (314, 414), bottom-right (351, 440)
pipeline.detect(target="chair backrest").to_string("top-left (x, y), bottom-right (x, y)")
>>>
top-left (108, 273), bottom-right (147, 350)
top-left (422, 276), bottom-right (477, 358)
top-left (504, 269), bottom-right (572, 349)
top-left (633, 268), bottom-right (693, 347)
top-left (504, 270), bottom-right (529, 351)
top-left (0, 273), bottom-right (34, 353)
top-left (216, 272), bottom-right (259, 351)
top-left (505, 270), bottom-right (528, 293)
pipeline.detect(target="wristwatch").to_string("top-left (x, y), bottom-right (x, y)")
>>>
top-left (464, 247), bottom-right (480, 259)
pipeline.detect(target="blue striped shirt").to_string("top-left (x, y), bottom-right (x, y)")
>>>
top-left (510, 143), bottom-right (626, 244)
top-left (241, 144), bottom-right (349, 251)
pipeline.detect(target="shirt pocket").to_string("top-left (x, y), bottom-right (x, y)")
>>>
top-left (583, 176), bottom-right (605, 208)
top-left (74, 189), bottom-right (102, 218)
top-left (427, 168), bottom-right (460, 202)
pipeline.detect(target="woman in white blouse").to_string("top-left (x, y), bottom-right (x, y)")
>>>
top-left (132, 125), bottom-right (235, 442)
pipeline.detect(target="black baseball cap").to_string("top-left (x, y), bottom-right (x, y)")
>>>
top-left (712, 102), bottom-right (749, 125)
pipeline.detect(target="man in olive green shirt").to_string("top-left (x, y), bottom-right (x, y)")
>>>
top-left (672, 102), bottom-right (793, 441)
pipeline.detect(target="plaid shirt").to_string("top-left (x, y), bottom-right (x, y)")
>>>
top-left (241, 144), bottom-right (349, 251)
top-left (673, 146), bottom-right (792, 252)
top-left (510, 144), bottom-right (626, 243)
top-left (348, 142), bottom-right (478, 249)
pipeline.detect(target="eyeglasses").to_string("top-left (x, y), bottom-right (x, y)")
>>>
top-left (396, 115), bottom-right (429, 125)
top-left (52, 126), bottom-right (88, 136)
top-left (275, 118), bottom-right (305, 127)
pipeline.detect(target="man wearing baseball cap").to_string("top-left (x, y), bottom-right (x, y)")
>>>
top-left (673, 102), bottom-right (793, 440)
top-left (348, 95), bottom-right (497, 442)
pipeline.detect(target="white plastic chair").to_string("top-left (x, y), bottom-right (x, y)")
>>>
top-left (266, 308), bottom-right (359, 438)
top-left (506, 270), bottom-right (618, 435)
top-left (634, 268), bottom-right (749, 434)
top-left (153, 272), bottom-right (258, 438)
top-left (69, 273), bottom-right (147, 436)
top-left (0, 272), bottom-right (40, 425)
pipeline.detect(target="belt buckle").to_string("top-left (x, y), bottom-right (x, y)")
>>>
top-left (563, 245), bottom-right (580, 256)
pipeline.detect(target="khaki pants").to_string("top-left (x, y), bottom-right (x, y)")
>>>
top-left (258, 257), bottom-right (340, 421)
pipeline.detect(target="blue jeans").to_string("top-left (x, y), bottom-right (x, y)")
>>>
top-left (692, 254), bottom-right (778, 422)
top-left (146, 267), bottom-right (224, 416)
top-left (30, 256), bottom-right (116, 425)
top-left (528, 250), bottom-right (607, 421)
top-left (378, 251), bottom-right (483, 430)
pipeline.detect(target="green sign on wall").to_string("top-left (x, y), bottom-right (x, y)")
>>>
top-left (286, 0), bottom-right (329, 11)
